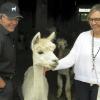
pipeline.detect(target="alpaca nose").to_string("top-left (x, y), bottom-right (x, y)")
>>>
top-left (53, 60), bottom-right (58, 65)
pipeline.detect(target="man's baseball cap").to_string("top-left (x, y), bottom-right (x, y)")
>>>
top-left (0, 2), bottom-right (23, 19)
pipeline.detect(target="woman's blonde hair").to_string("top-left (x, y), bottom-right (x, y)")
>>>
top-left (88, 4), bottom-right (100, 19)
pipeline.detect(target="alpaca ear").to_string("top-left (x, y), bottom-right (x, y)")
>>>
top-left (48, 32), bottom-right (56, 41)
top-left (31, 32), bottom-right (41, 50)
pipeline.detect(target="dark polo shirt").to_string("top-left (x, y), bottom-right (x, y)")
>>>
top-left (0, 25), bottom-right (16, 74)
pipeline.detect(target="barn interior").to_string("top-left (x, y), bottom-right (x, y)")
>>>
top-left (0, 0), bottom-right (100, 100)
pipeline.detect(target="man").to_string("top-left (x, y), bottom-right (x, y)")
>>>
top-left (0, 2), bottom-right (23, 100)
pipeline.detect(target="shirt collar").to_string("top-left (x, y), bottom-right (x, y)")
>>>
top-left (0, 24), bottom-right (9, 35)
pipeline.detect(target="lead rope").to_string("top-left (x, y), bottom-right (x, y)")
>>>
top-left (92, 32), bottom-right (100, 84)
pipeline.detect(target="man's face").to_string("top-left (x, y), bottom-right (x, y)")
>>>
top-left (0, 14), bottom-right (19, 32)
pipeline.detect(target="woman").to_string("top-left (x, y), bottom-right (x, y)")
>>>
top-left (54, 4), bottom-right (100, 100)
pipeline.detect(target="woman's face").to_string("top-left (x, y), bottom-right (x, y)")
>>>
top-left (88, 11), bottom-right (100, 32)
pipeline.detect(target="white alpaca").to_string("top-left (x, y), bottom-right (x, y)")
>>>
top-left (56, 38), bottom-right (72, 100)
top-left (22, 32), bottom-right (58, 100)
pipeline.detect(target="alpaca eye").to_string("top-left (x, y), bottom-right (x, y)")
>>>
top-left (38, 51), bottom-right (44, 54)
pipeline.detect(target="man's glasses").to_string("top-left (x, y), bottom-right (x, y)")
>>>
top-left (88, 18), bottom-right (100, 22)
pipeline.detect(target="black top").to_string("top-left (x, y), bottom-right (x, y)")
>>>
top-left (0, 25), bottom-right (16, 74)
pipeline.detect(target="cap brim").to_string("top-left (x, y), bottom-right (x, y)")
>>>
top-left (6, 13), bottom-right (23, 19)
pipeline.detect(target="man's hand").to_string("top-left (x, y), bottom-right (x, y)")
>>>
top-left (0, 77), bottom-right (6, 88)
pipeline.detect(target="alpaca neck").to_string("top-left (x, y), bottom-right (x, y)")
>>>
top-left (33, 64), bottom-right (46, 97)
top-left (58, 49), bottom-right (65, 58)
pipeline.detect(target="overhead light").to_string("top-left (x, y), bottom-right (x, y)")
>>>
top-left (79, 8), bottom-right (91, 12)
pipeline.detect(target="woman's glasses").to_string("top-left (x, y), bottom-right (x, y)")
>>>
top-left (88, 18), bottom-right (100, 22)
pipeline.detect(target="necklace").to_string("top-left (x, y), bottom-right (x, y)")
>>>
top-left (91, 31), bottom-right (100, 83)
top-left (92, 32), bottom-right (100, 70)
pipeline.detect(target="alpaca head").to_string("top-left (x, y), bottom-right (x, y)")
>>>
top-left (31, 32), bottom-right (58, 69)
top-left (57, 38), bottom-right (68, 50)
